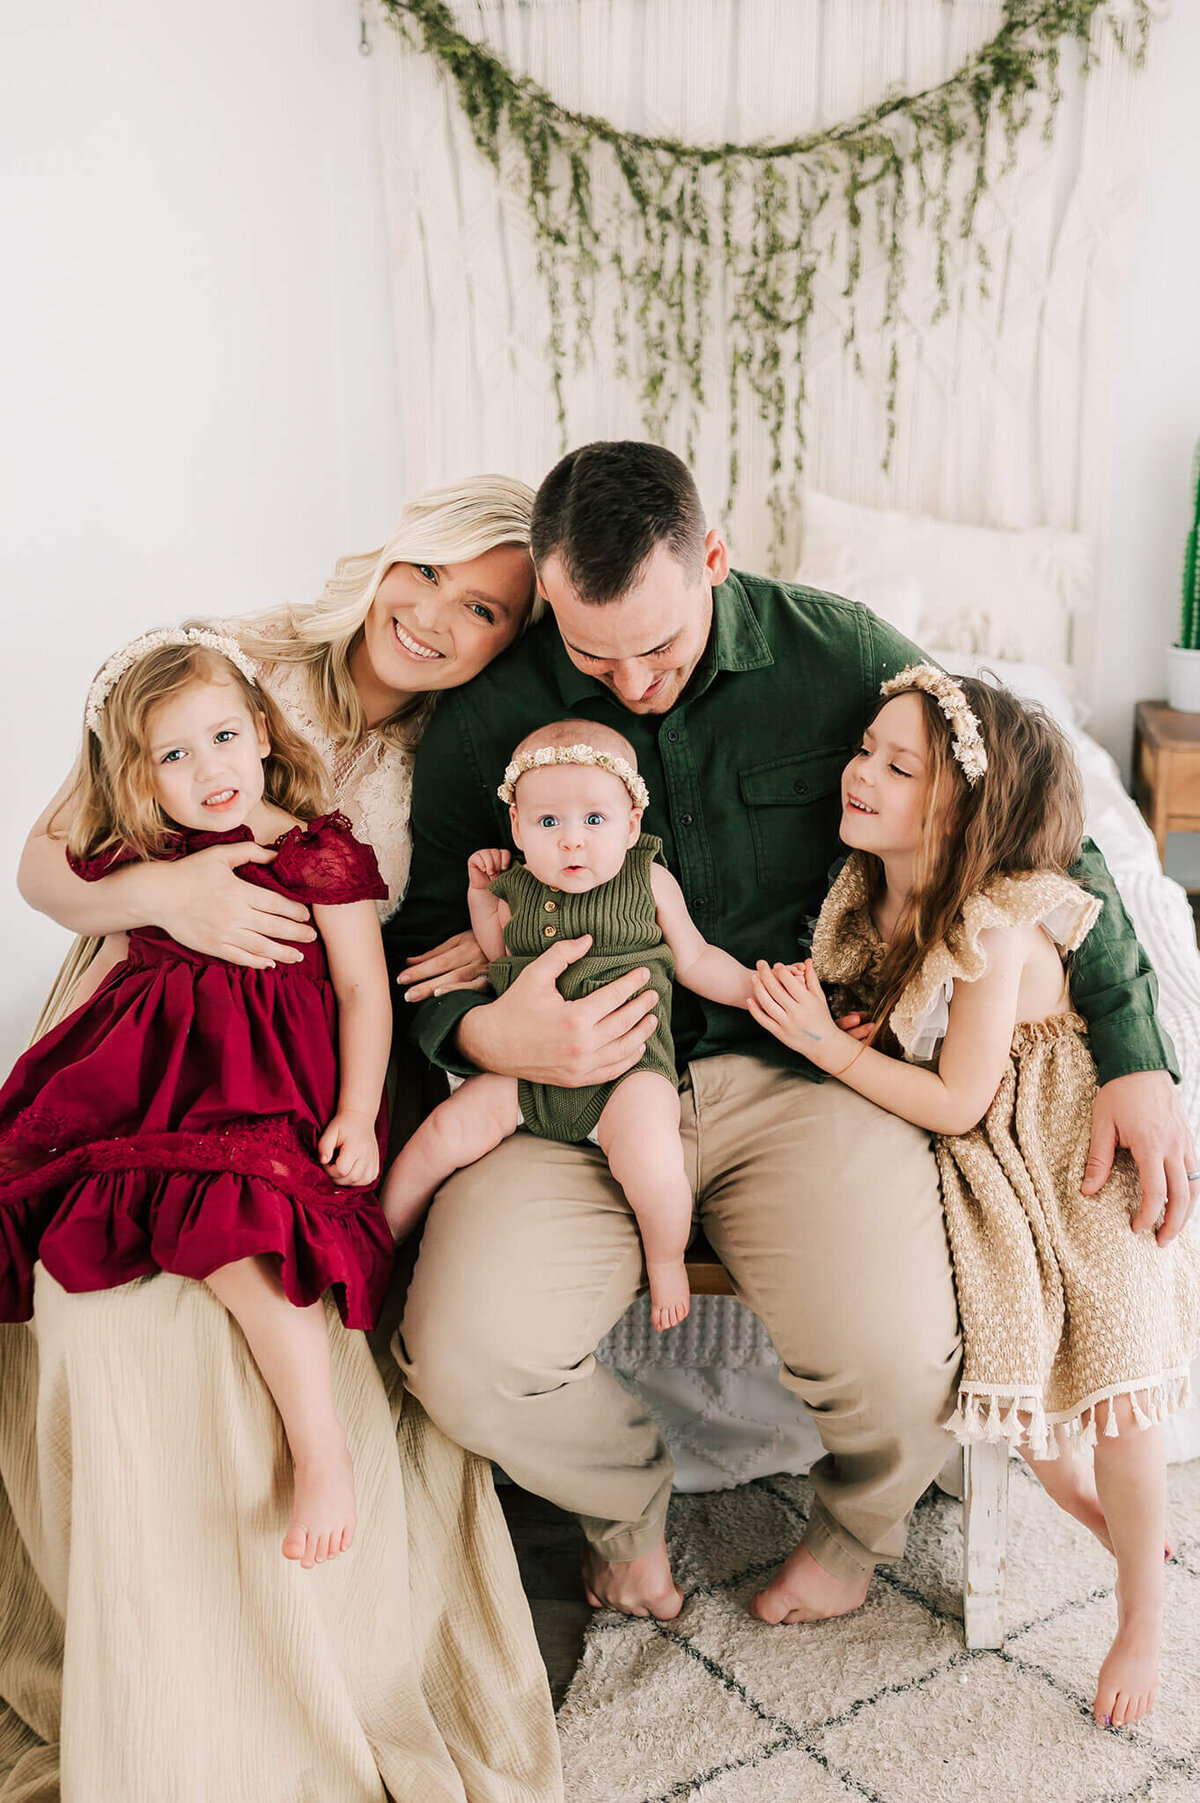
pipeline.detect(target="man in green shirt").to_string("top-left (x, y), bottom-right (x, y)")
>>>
top-left (389, 442), bottom-right (1195, 1625)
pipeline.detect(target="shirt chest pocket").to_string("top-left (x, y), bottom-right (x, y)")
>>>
top-left (738, 751), bottom-right (848, 890)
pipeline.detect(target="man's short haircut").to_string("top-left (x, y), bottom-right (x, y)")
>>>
top-left (531, 442), bottom-right (706, 604)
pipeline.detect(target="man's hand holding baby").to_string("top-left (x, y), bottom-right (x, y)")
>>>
top-left (457, 939), bottom-right (660, 1087)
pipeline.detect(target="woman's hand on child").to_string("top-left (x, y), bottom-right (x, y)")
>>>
top-left (399, 929), bottom-right (489, 1002)
top-left (318, 1111), bottom-right (380, 1187)
top-left (468, 847), bottom-right (512, 889)
top-left (749, 960), bottom-right (858, 1074)
top-left (149, 842), bottom-right (316, 968)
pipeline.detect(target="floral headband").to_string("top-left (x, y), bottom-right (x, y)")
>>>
top-left (880, 663), bottom-right (988, 785)
top-left (85, 627), bottom-right (259, 735)
top-left (497, 742), bottom-right (651, 809)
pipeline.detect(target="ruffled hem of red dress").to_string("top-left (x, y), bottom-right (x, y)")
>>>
top-left (0, 1166), bottom-right (393, 1328)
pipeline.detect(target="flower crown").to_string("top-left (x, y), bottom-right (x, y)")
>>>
top-left (497, 742), bottom-right (651, 809)
top-left (880, 663), bottom-right (988, 785)
top-left (85, 627), bottom-right (259, 735)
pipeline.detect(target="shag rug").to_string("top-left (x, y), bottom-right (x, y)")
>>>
top-left (557, 1458), bottom-right (1200, 1803)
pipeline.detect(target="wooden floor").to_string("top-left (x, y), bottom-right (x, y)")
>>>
top-left (498, 1485), bottom-right (593, 1707)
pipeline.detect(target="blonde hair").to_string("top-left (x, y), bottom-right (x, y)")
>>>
top-left (238, 475), bottom-right (539, 754)
top-left (866, 676), bottom-right (1086, 1051)
top-left (61, 629), bottom-right (330, 863)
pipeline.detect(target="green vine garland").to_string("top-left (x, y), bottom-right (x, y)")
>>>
top-left (378, 0), bottom-right (1153, 550)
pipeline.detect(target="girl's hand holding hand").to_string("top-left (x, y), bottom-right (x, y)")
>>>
top-left (836, 1011), bottom-right (876, 1043)
top-left (749, 959), bottom-right (859, 1074)
top-left (398, 928), bottom-right (490, 1002)
top-left (468, 847), bottom-right (512, 889)
top-left (318, 1111), bottom-right (380, 1187)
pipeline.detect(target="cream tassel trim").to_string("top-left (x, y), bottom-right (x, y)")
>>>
top-left (948, 1368), bottom-right (1193, 1459)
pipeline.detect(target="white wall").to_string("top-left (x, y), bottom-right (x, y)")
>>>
top-left (0, 1), bottom-right (403, 1062)
top-left (1104, 2), bottom-right (1200, 802)
top-left (1, 4), bottom-right (1197, 1067)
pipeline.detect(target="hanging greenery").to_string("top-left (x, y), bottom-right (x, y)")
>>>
top-left (377, 0), bottom-right (1154, 545)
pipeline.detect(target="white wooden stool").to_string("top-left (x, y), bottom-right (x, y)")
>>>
top-left (685, 1238), bottom-right (1011, 1648)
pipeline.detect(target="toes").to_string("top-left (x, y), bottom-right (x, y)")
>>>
top-left (282, 1525), bottom-right (306, 1562)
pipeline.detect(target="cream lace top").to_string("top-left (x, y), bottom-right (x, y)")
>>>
top-left (811, 852), bottom-right (1102, 1061)
top-left (223, 618), bottom-right (414, 922)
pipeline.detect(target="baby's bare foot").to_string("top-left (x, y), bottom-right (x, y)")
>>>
top-left (282, 1428), bottom-right (356, 1569)
top-left (1095, 1608), bottom-right (1160, 1727)
top-left (647, 1261), bottom-right (690, 1332)
top-left (751, 1543), bottom-right (871, 1624)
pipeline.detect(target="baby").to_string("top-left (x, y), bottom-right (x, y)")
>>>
top-left (383, 720), bottom-right (755, 1328)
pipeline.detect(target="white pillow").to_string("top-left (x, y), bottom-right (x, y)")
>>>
top-left (792, 489), bottom-right (1094, 678)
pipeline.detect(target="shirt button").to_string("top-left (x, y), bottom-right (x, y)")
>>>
top-left (543, 899), bottom-right (557, 911)
top-left (793, 779), bottom-right (808, 795)
top-left (543, 924), bottom-right (557, 938)
top-left (693, 896), bottom-right (709, 910)
top-left (680, 812), bottom-right (694, 826)
top-left (666, 729), bottom-right (679, 742)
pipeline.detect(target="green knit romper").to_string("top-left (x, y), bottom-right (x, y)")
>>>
top-left (487, 833), bottom-right (678, 1142)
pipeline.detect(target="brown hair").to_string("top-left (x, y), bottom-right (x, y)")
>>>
top-left (531, 441), bottom-right (706, 603)
top-left (866, 676), bottom-right (1086, 1050)
top-left (59, 629), bottom-right (330, 863)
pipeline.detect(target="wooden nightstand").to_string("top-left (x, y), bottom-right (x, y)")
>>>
top-left (1133, 701), bottom-right (1200, 879)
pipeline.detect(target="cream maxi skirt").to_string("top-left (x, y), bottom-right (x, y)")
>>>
top-left (0, 1267), bottom-right (562, 1803)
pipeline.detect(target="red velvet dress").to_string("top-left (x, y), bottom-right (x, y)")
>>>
top-left (0, 813), bottom-right (394, 1326)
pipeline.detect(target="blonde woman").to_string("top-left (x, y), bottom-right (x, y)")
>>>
top-left (1, 478), bottom-right (563, 1803)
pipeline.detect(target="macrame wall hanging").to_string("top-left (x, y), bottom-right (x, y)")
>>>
top-left (373, 0), bottom-right (1158, 559)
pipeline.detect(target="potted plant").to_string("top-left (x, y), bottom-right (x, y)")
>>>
top-left (1167, 441), bottom-right (1200, 713)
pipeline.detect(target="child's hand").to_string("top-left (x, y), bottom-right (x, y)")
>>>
top-left (836, 1011), bottom-right (876, 1043)
top-left (468, 848), bottom-right (512, 889)
top-left (318, 1110), bottom-right (380, 1187)
top-left (749, 959), bottom-right (856, 1073)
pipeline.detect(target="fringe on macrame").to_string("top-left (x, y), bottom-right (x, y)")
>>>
top-left (949, 1366), bottom-right (1194, 1461)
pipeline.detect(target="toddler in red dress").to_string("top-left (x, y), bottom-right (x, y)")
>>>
top-left (0, 626), bottom-right (394, 1568)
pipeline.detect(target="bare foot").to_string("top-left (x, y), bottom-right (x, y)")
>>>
top-left (282, 1427), bottom-right (356, 1569)
top-left (582, 1539), bottom-right (684, 1619)
top-left (1028, 1458), bottom-right (1173, 1560)
top-left (751, 1542), bottom-right (871, 1624)
top-left (1095, 1606), bottom-right (1160, 1727)
top-left (647, 1260), bottom-right (691, 1332)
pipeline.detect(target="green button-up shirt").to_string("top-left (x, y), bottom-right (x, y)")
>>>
top-left (388, 571), bottom-right (1177, 1088)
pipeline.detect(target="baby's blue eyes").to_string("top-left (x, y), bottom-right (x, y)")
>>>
top-left (535, 813), bottom-right (607, 828)
top-left (537, 815), bottom-right (559, 829)
top-left (585, 813), bottom-right (605, 826)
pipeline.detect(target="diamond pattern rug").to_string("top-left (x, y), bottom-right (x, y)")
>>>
top-left (558, 1459), bottom-right (1200, 1802)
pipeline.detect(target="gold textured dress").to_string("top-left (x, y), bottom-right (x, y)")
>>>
top-left (812, 853), bottom-right (1200, 1459)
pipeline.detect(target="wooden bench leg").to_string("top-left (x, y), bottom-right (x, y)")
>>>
top-left (962, 1440), bottom-right (1009, 1649)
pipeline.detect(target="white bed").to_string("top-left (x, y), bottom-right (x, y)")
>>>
top-left (598, 500), bottom-right (1200, 1487)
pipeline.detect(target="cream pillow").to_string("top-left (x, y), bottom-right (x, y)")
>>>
top-left (791, 489), bottom-right (1094, 678)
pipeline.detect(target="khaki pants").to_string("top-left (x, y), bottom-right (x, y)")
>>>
top-left (397, 1055), bottom-right (961, 1580)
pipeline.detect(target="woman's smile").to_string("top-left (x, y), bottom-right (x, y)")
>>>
top-left (391, 617), bottom-right (445, 662)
